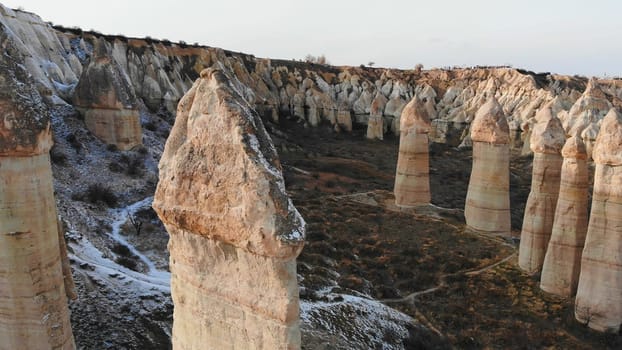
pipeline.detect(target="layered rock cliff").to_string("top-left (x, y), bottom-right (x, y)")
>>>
top-left (2, 5), bottom-right (622, 151)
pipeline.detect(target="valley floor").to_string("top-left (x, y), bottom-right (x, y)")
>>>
top-left (278, 119), bottom-right (622, 349)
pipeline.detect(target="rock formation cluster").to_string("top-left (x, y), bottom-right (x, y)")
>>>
top-left (6, 3), bottom-right (622, 342)
top-left (0, 28), bottom-right (75, 349)
top-left (518, 108), bottom-right (566, 273)
top-left (153, 68), bottom-right (305, 349)
top-left (394, 97), bottom-right (431, 207)
top-left (575, 108), bottom-right (622, 333)
top-left (464, 97), bottom-right (511, 235)
top-left (540, 136), bottom-right (589, 296)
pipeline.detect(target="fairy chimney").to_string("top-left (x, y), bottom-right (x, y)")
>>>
top-left (575, 108), bottom-right (622, 333)
top-left (464, 97), bottom-right (511, 234)
top-left (153, 68), bottom-right (306, 349)
top-left (394, 96), bottom-right (431, 206)
top-left (540, 136), bottom-right (588, 296)
top-left (518, 108), bottom-right (566, 273)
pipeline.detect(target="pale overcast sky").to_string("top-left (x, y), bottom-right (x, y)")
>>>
top-left (3, 0), bottom-right (621, 77)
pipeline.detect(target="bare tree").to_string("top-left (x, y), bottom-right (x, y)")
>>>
top-left (128, 213), bottom-right (143, 236)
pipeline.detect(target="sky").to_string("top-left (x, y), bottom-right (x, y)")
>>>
top-left (3, 0), bottom-right (621, 77)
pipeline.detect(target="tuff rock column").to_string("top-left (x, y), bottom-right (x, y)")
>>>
top-left (540, 136), bottom-right (588, 296)
top-left (153, 68), bottom-right (305, 349)
top-left (575, 108), bottom-right (622, 333)
top-left (464, 97), bottom-right (511, 234)
top-left (366, 99), bottom-right (384, 140)
top-left (518, 108), bottom-right (566, 273)
top-left (394, 97), bottom-right (431, 206)
top-left (0, 33), bottom-right (75, 349)
top-left (336, 103), bottom-right (353, 132)
top-left (73, 38), bottom-right (142, 150)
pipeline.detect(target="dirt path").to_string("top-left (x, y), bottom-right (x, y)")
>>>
top-left (381, 252), bottom-right (517, 304)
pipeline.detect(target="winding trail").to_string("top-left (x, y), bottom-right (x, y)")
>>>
top-left (68, 197), bottom-right (171, 292)
top-left (328, 189), bottom-right (520, 305)
top-left (381, 252), bottom-right (517, 304)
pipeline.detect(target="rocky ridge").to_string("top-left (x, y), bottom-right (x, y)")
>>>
top-left (3, 5), bottom-right (622, 150)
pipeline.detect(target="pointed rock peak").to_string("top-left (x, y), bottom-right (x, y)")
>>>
top-left (541, 97), bottom-right (559, 112)
top-left (154, 68), bottom-right (305, 259)
top-left (530, 107), bottom-right (565, 154)
top-left (370, 93), bottom-right (387, 116)
top-left (400, 96), bottom-right (431, 133)
top-left (593, 108), bottom-right (622, 165)
top-left (74, 39), bottom-right (136, 109)
top-left (580, 122), bottom-right (600, 140)
top-left (92, 37), bottom-right (110, 61)
top-left (534, 106), bottom-right (555, 123)
top-left (471, 97), bottom-right (509, 144)
top-left (483, 77), bottom-right (498, 97)
top-left (583, 78), bottom-right (607, 100)
top-left (561, 135), bottom-right (587, 159)
top-left (419, 84), bottom-right (437, 100)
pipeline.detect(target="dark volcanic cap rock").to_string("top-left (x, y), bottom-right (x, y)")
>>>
top-left (73, 37), bottom-right (137, 109)
top-left (0, 24), bottom-right (52, 156)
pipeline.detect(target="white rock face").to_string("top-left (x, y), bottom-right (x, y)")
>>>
top-left (153, 68), bottom-right (305, 349)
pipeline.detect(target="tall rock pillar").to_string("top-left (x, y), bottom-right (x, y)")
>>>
top-left (366, 98), bottom-right (384, 140)
top-left (518, 108), bottom-right (566, 273)
top-left (464, 97), bottom-right (511, 234)
top-left (394, 97), bottom-right (431, 207)
top-left (0, 34), bottom-right (75, 349)
top-left (575, 108), bottom-right (622, 333)
top-left (153, 68), bottom-right (306, 349)
top-left (540, 136), bottom-right (588, 296)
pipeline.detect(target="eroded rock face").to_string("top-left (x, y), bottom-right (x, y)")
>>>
top-left (394, 97), bottom-right (431, 206)
top-left (0, 30), bottom-right (75, 349)
top-left (464, 97), bottom-right (511, 234)
top-left (153, 68), bottom-right (305, 349)
top-left (73, 38), bottom-right (142, 150)
top-left (563, 79), bottom-right (612, 137)
top-left (518, 108), bottom-right (565, 273)
top-left (540, 136), bottom-right (588, 296)
top-left (575, 108), bottom-right (622, 333)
